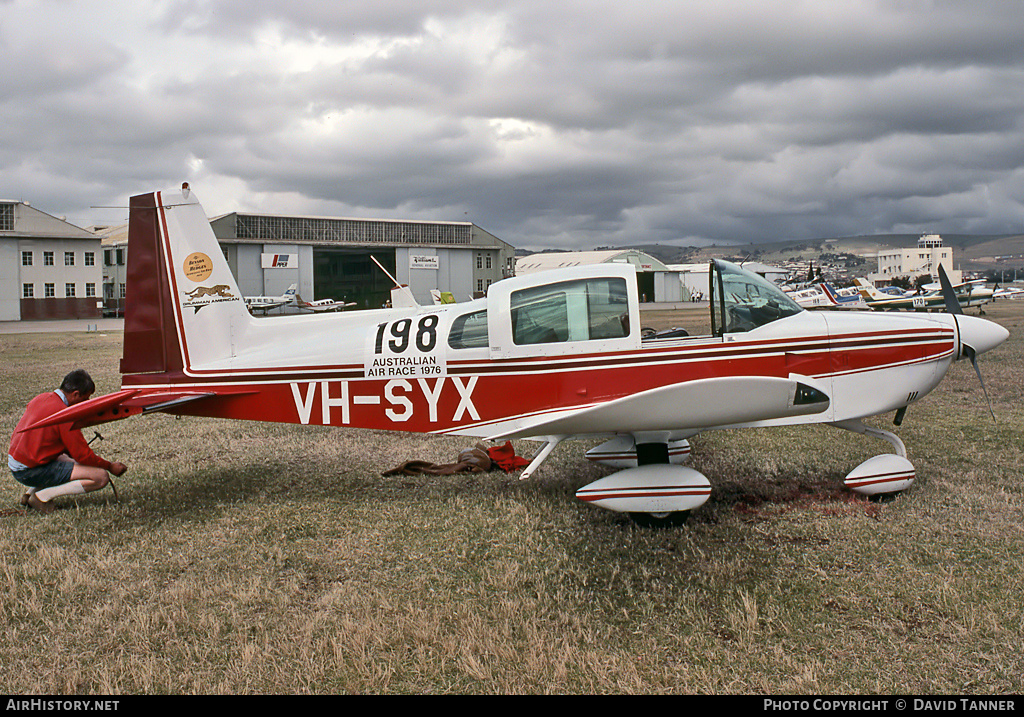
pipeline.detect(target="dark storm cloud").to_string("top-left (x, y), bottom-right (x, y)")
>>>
top-left (3, 0), bottom-right (1024, 248)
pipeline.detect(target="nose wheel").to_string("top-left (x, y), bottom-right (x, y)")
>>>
top-left (628, 510), bottom-right (691, 527)
top-left (830, 420), bottom-right (915, 496)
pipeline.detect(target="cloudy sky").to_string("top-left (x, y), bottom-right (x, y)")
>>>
top-left (3, 0), bottom-right (1024, 250)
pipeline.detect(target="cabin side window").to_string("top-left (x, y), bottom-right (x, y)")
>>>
top-left (511, 278), bottom-right (629, 346)
top-left (448, 310), bottom-right (489, 349)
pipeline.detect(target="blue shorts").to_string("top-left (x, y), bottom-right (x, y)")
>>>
top-left (11, 460), bottom-right (75, 490)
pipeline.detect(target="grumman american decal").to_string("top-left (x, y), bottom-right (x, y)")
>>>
top-left (182, 284), bottom-right (240, 313)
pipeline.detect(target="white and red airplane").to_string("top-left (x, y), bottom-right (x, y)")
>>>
top-left (27, 186), bottom-right (1009, 523)
top-left (295, 294), bottom-right (357, 313)
top-left (786, 282), bottom-right (867, 310)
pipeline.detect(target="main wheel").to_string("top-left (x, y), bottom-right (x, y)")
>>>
top-left (629, 511), bottom-right (691, 527)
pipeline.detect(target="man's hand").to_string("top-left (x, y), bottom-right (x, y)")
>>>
top-left (110, 462), bottom-right (128, 477)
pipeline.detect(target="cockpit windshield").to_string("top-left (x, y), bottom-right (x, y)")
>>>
top-left (710, 260), bottom-right (803, 336)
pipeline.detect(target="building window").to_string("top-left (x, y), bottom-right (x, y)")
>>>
top-left (119, 283), bottom-right (126, 298)
top-left (23, 284), bottom-right (34, 298)
top-left (476, 254), bottom-right (483, 269)
top-left (65, 251), bottom-right (75, 266)
top-left (486, 255), bottom-right (492, 269)
top-left (0, 203), bottom-right (13, 231)
top-left (85, 252), bottom-right (95, 266)
top-left (85, 283), bottom-right (96, 297)
top-left (44, 251), bottom-right (54, 266)
top-left (65, 283), bottom-right (76, 298)
top-left (116, 248), bottom-right (124, 265)
top-left (21, 251), bottom-right (33, 266)
top-left (104, 249), bottom-right (112, 266)
top-left (234, 214), bottom-right (472, 245)
top-left (44, 283), bottom-right (55, 298)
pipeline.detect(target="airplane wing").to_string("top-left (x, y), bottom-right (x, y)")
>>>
top-left (487, 375), bottom-right (829, 440)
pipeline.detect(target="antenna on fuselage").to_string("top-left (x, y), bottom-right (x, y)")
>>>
top-left (370, 255), bottom-right (419, 307)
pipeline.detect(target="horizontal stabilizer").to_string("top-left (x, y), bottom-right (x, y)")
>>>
top-left (21, 389), bottom-right (220, 432)
top-left (488, 375), bottom-right (829, 440)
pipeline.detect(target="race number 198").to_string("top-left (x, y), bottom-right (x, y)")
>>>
top-left (366, 315), bottom-right (446, 378)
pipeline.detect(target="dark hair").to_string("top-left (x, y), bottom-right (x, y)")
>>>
top-left (60, 369), bottom-right (95, 396)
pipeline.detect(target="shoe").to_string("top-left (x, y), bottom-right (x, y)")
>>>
top-left (27, 493), bottom-right (55, 514)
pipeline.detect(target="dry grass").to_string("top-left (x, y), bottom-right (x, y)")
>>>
top-left (1, 302), bottom-right (1022, 694)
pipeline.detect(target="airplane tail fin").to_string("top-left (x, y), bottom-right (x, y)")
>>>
top-left (429, 289), bottom-right (456, 305)
top-left (819, 283), bottom-right (840, 304)
top-left (120, 185), bottom-right (251, 380)
top-left (390, 284), bottom-right (419, 308)
top-left (853, 278), bottom-right (885, 301)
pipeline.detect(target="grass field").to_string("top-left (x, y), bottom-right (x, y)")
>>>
top-left (1, 302), bottom-right (1022, 694)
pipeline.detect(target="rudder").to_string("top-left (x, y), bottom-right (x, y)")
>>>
top-left (120, 184), bottom-right (250, 380)
top-left (120, 190), bottom-right (182, 375)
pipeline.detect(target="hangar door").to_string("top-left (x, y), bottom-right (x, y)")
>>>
top-left (313, 248), bottom-right (397, 309)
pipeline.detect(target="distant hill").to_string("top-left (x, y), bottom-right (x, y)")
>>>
top-left (516, 234), bottom-right (1024, 278)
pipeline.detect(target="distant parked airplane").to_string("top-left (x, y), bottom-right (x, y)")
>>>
top-left (244, 284), bottom-right (297, 314)
top-left (993, 284), bottom-right (1024, 300)
top-left (854, 278), bottom-right (993, 313)
top-left (295, 294), bottom-right (357, 313)
top-left (786, 283), bottom-right (866, 309)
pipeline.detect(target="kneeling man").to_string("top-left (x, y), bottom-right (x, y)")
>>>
top-left (8, 369), bottom-right (127, 514)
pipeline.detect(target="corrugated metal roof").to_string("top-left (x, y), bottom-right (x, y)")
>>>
top-left (515, 250), bottom-right (670, 274)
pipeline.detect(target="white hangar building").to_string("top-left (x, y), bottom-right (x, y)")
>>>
top-left (209, 212), bottom-right (516, 309)
top-left (515, 250), bottom-right (679, 303)
top-left (0, 200), bottom-right (104, 321)
top-left (98, 210), bottom-right (517, 316)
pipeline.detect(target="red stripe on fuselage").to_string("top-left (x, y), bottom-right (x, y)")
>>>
top-left (124, 328), bottom-right (954, 435)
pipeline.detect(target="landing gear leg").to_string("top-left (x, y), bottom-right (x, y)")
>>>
top-left (519, 435), bottom-right (567, 481)
top-left (830, 419), bottom-right (907, 458)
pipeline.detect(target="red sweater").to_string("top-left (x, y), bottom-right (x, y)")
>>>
top-left (8, 391), bottom-right (113, 472)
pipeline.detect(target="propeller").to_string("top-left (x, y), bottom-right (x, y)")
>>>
top-left (938, 265), bottom-right (996, 421)
top-left (937, 264), bottom-right (963, 316)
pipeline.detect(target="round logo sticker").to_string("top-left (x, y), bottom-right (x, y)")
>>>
top-left (183, 252), bottom-right (213, 282)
